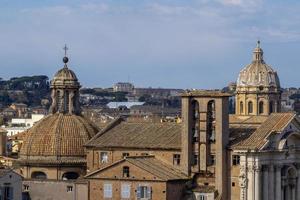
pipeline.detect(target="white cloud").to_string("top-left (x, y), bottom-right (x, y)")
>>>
top-left (80, 3), bottom-right (109, 13)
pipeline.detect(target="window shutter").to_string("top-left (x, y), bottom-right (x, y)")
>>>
top-left (147, 186), bottom-right (152, 198)
top-left (136, 186), bottom-right (141, 199)
top-left (104, 184), bottom-right (112, 198)
top-left (121, 184), bottom-right (130, 198)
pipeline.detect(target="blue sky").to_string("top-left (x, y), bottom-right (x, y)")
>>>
top-left (0, 0), bottom-right (300, 89)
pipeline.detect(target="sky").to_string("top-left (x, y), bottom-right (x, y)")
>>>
top-left (0, 0), bottom-right (300, 89)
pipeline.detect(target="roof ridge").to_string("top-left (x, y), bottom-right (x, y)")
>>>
top-left (85, 117), bottom-right (124, 146)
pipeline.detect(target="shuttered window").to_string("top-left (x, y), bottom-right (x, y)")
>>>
top-left (121, 183), bottom-right (130, 198)
top-left (136, 185), bottom-right (151, 199)
top-left (103, 183), bottom-right (112, 198)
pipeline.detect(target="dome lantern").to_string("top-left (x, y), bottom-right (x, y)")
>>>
top-left (252, 40), bottom-right (264, 62)
top-left (49, 45), bottom-right (81, 115)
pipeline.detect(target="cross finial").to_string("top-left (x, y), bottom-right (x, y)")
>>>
top-left (63, 44), bottom-right (68, 57)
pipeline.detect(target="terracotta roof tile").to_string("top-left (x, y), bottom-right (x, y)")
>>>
top-left (86, 118), bottom-right (181, 150)
top-left (86, 156), bottom-right (189, 181)
top-left (232, 113), bottom-right (295, 150)
top-left (20, 113), bottom-right (99, 162)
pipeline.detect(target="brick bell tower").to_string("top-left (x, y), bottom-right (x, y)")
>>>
top-left (181, 90), bottom-right (231, 199)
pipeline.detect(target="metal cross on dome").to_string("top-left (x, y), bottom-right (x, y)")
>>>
top-left (63, 44), bottom-right (68, 57)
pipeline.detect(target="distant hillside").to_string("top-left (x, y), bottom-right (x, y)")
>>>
top-left (0, 75), bottom-right (50, 107)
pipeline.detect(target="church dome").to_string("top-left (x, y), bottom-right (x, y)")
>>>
top-left (19, 113), bottom-right (98, 164)
top-left (236, 41), bottom-right (280, 88)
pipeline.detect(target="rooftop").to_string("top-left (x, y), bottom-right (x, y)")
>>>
top-left (85, 117), bottom-right (181, 150)
top-left (181, 90), bottom-right (232, 97)
top-left (86, 155), bottom-right (189, 181)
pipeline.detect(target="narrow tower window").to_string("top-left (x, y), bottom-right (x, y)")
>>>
top-left (248, 101), bottom-right (253, 114)
top-left (240, 101), bottom-right (244, 114)
top-left (259, 101), bottom-right (264, 114)
top-left (269, 101), bottom-right (274, 113)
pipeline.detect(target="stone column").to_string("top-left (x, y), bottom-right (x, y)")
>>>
top-left (268, 165), bottom-right (274, 200)
top-left (275, 165), bottom-right (282, 200)
top-left (254, 165), bottom-right (261, 200)
top-left (247, 165), bottom-right (255, 200)
top-left (239, 165), bottom-right (247, 200)
top-left (263, 165), bottom-right (269, 200)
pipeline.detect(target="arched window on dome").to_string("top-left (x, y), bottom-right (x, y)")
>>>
top-left (240, 101), bottom-right (244, 114)
top-left (248, 101), bottom-right (253, 114)
top-left (259, 101), bottom-right (264, 114)
top-left (31, 171), bottom-right (47, 179)
top-left (62, 172), bottom-right (79, 180)
top-left (269, 101), bottom-right (274, 114)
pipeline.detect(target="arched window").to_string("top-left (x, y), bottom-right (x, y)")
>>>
top-left (62, 172), bottom-right (79, 180)
top-left (207, 100), bottom-right (216, 143)
top-left (259, 101), bottom-right (264, 114)
top-left (240, 101), bottom-right (244, 114)
top-left (192, 100), bottom-right (199, 143)
top-left (31, 171), bottom-right (47, 179)
top-left (123, 166), bottom-right (130, 178)
top-left (269, 101), bottom-right (274, 114)
top-left (248, 101), bottom-right (253, 114)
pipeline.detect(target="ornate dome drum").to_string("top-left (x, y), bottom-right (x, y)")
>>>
top-left (19, 52), bottom-right (99, 180)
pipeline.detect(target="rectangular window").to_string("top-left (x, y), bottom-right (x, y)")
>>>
top-left (210, 155), bottom-right (215, 165)
top-left (121, 183), bottom-right (131, 198)
top-left (137, 186), bottom-right (151, 199)
top-left (103, 183), bottom-right (112, 198)
top-left (173, 154), bottom-right (181, 165)
top-left (123, 166), bottom-right (130, 178)
top-left (100, 152), bottom-right (108, 163)
top-left (199, 194), bottom-right (207, 200)
top-left (232, 155), bottom-right (240, 166)
top-left (122, 153), bottom-right (129, 158)
top-left (67, 186), bottom-right (73, 192)
top-left (193, 155), bottom-right (198, 165)
top-left (4, 187), bottom-right (13, 200)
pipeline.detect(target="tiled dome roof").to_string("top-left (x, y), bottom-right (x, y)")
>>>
top-left (236, 41), bottom-right (280, 88)
top-left (20, 113), bottom-right (98, 163)
top-left (51, 67), bottom-right (80, 88)
top-left (237, 62), bottom-right (280, 87)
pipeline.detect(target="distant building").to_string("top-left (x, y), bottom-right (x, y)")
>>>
top-left (106, 101), bottom-right (145, 109)
top-left (113, 82), bottom-right (134, 93)
top-left (133, 88), bottom-right (184, 98)
top-left (10, 103), bottom-right (28, 118)
top-left (4, 114), bottom-right (45, 136)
